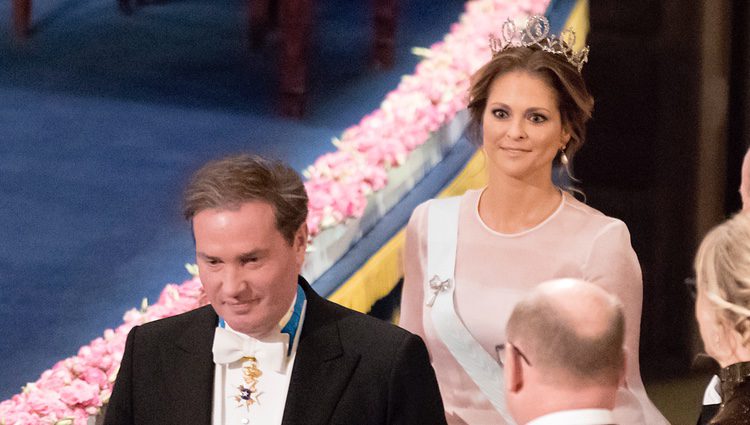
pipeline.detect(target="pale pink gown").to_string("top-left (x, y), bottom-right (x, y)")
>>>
top-left (400, 189), bottom-right (668, 425)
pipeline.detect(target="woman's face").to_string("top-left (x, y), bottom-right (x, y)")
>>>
top-left (482, 71), bottom-right (570, 183)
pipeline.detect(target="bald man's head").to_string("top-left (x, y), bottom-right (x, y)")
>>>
top-left (506, 279), bottom-right (626, 387)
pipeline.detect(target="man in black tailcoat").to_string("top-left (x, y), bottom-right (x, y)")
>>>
top-left (104, 154), bottom-right (446, 425)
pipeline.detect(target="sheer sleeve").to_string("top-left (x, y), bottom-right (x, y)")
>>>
top-left (584, 220), bottom-right (668, 424)
top-left (398, 201), bottom-right (429, 339)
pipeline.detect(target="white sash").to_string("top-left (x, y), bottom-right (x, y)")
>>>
top-left (426, 197), bottom-right (513, 422)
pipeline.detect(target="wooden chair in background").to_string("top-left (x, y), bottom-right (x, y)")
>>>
top-left (118, 0), bottom-right (398, 117)
top-left (249, 0), bottom-right (397, 117)
top-left (12, 0), bottom-right (32, 38)
top-left (10, 0), bottom-right (398, 118)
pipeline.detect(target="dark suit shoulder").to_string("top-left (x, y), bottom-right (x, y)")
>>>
top-left (336, 308), bottom-right (413, 344)
top-left (128, 305), bottom-right (217, 355)
top-left (105, 305), bottom-right (216, 425)
top-left (312, 295), bottom-right (424, 369)
top-left (304, 296), bottom-right (445, 425)
top-left (312, 292), bottom-right (413, 341)
top-left (135, 304), bottom-right (216, 334)
top-left (277, 280), bottom-right (446, 425)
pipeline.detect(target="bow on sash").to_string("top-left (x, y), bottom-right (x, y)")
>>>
top-left (212, 327), bottom-right (290, 373)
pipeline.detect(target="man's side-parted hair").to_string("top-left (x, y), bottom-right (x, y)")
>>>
top-left (183, 154), bottom-right (308, 244)
top-left (506, 293), bottom-right (625, 386)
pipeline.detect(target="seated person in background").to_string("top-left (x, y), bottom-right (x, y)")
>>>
top-left (504, 278), bottom-right (626, 425)
top-left (694, 212), bottom-right (750, 425)
top-left (104, 154), bottom-right (447, 425)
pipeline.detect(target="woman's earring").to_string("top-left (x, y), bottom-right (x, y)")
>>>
top-left (560, 148), bottom-right (569, 166)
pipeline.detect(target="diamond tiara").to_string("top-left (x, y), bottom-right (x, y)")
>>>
top-left (489, 15), bottom-right (590, 73)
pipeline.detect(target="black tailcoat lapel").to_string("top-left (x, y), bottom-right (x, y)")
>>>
top-left (281, 279), bottom-right (360, 425)
top-left (160, 305), bottom-right (217, 423)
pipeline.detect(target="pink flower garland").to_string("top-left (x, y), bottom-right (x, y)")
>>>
top-left (304, 0), bottom-right (549, 235)
top-left (0, 277), bottom-right (207, 425)
top-left (0, 0), bottom-right (550, 423)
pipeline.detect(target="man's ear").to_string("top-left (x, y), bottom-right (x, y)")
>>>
top-left (505, 344), bottom-right (524, 393)
top-left (292, 221), bottom-right (308, 267)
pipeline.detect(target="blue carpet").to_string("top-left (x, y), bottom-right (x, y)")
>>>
top-left (0, 0), bottom-right (467, 399)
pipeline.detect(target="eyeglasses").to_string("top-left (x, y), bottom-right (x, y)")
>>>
top-left (495, 342), bottom-right (532, 368)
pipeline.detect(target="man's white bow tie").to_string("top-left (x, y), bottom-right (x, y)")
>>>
top-left (212, 326), bottom-right (290, 373)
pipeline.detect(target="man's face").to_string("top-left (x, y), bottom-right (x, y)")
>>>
top-left (193, 201), bottom-right (307, 337)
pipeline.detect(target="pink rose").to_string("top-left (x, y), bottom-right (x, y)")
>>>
top-left (122, 308), bottom-right (145, 325)
top-left (25, 388), bottom-right (67, 417)
top-left (0, 410), bottom-right (40, 425)
top-left (79, 368), bottom-right (108, 387)
top-left (59, 379), bottom-right (100, 408)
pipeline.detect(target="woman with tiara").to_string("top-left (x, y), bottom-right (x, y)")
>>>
top-left (399, 15), bottom-right (668, 425)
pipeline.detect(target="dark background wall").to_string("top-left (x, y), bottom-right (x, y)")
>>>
top-left (726, 0), bottom-right (749, 212)
top-left (580, 0), bottom-right (749, 377)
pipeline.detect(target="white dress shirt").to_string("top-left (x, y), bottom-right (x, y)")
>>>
top-left (211, 294), bottom-right (306, 425)
top-left (526, 408), bottom-right (616, 425)
top-left (702, 375), bottom-right (721, 405)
